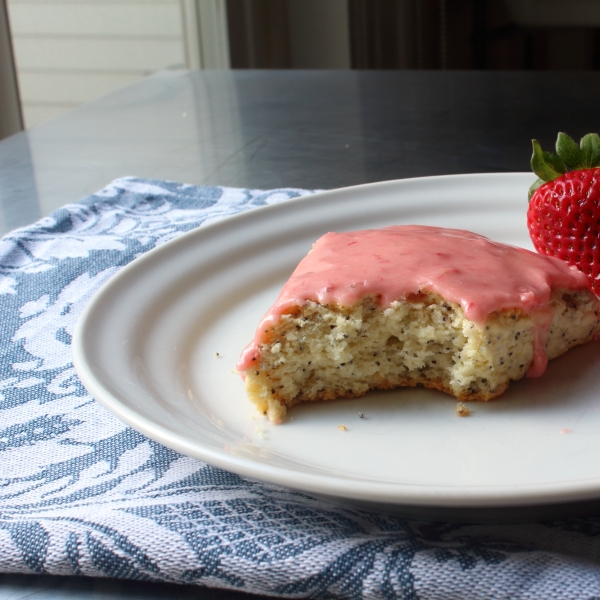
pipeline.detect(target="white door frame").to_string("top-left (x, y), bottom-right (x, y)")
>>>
top-left (0, 0), bottom-right (23, 138)
top-left (181, 0), bottom-right (230, 69)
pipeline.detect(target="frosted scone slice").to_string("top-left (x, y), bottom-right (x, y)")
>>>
top-left (237, 225), bottom-right (600, 423)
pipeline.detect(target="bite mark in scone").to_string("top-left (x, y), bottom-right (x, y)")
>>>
top-left (238, 225), bottom-right (600, 423)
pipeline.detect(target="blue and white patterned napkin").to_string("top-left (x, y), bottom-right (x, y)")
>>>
top-left (2, 177), bottom-right (600, 600)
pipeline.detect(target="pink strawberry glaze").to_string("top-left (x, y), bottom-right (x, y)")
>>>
top-left (237, 225), bottom-right (590, 378)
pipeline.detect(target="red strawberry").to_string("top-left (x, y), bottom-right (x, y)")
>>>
top-left (527, 132), bottom-right (600, 295)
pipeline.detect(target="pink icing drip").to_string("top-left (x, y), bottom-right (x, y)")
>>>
top-left (237, 225), bottom-right (590, 375)
top-left (525, 307), bottom-right (554, 378)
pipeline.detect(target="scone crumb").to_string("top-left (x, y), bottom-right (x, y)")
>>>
top-left (338, 424), bottom-right (347, 431)
top-left (214, 352), bottom-right (220, 358)
top-left (455, 402), bottom-right (471, 417)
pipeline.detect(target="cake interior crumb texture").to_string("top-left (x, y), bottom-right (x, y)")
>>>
top-left (244, 290), bottom-right (600, 423)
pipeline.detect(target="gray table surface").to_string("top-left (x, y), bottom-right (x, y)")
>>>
top-left (3, 68), bottom-right (600, 237)
top-left (2, 68), bottom-right (600, 598)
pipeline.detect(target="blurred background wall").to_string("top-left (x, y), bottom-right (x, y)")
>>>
top-left (6, 0), bottom-right (228, 128)
top-left (5, 0), bottom-right (600, 130)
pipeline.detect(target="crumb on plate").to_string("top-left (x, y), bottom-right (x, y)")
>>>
top-left (455, 402), bottom-right (471, 417)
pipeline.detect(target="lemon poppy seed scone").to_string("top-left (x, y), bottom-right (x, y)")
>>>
top-left (238, 225), bottom-right (600, 423)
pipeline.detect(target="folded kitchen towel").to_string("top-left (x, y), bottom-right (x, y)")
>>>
top-left (2, 177), bottom-right (600, 600)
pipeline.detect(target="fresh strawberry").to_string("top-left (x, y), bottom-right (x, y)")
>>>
top-left (527, 132), bottom-right (600, 295)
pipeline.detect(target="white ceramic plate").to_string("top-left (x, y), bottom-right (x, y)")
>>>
top-left (73, 173), bottom-right (600, 515)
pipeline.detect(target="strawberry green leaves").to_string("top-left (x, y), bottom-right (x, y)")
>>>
top-left (529, 132), bottom-right (600, 201)
top-left (556, 132), bottom-right (583, 169)
top-left (531, 139), bottom-right (565, 181)
top-left (580, 133), bottom-right (600, 168)
top-left (529, 139), bottom-right (565, 198)
top-left (527, 178), bottom-right (546, 201)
